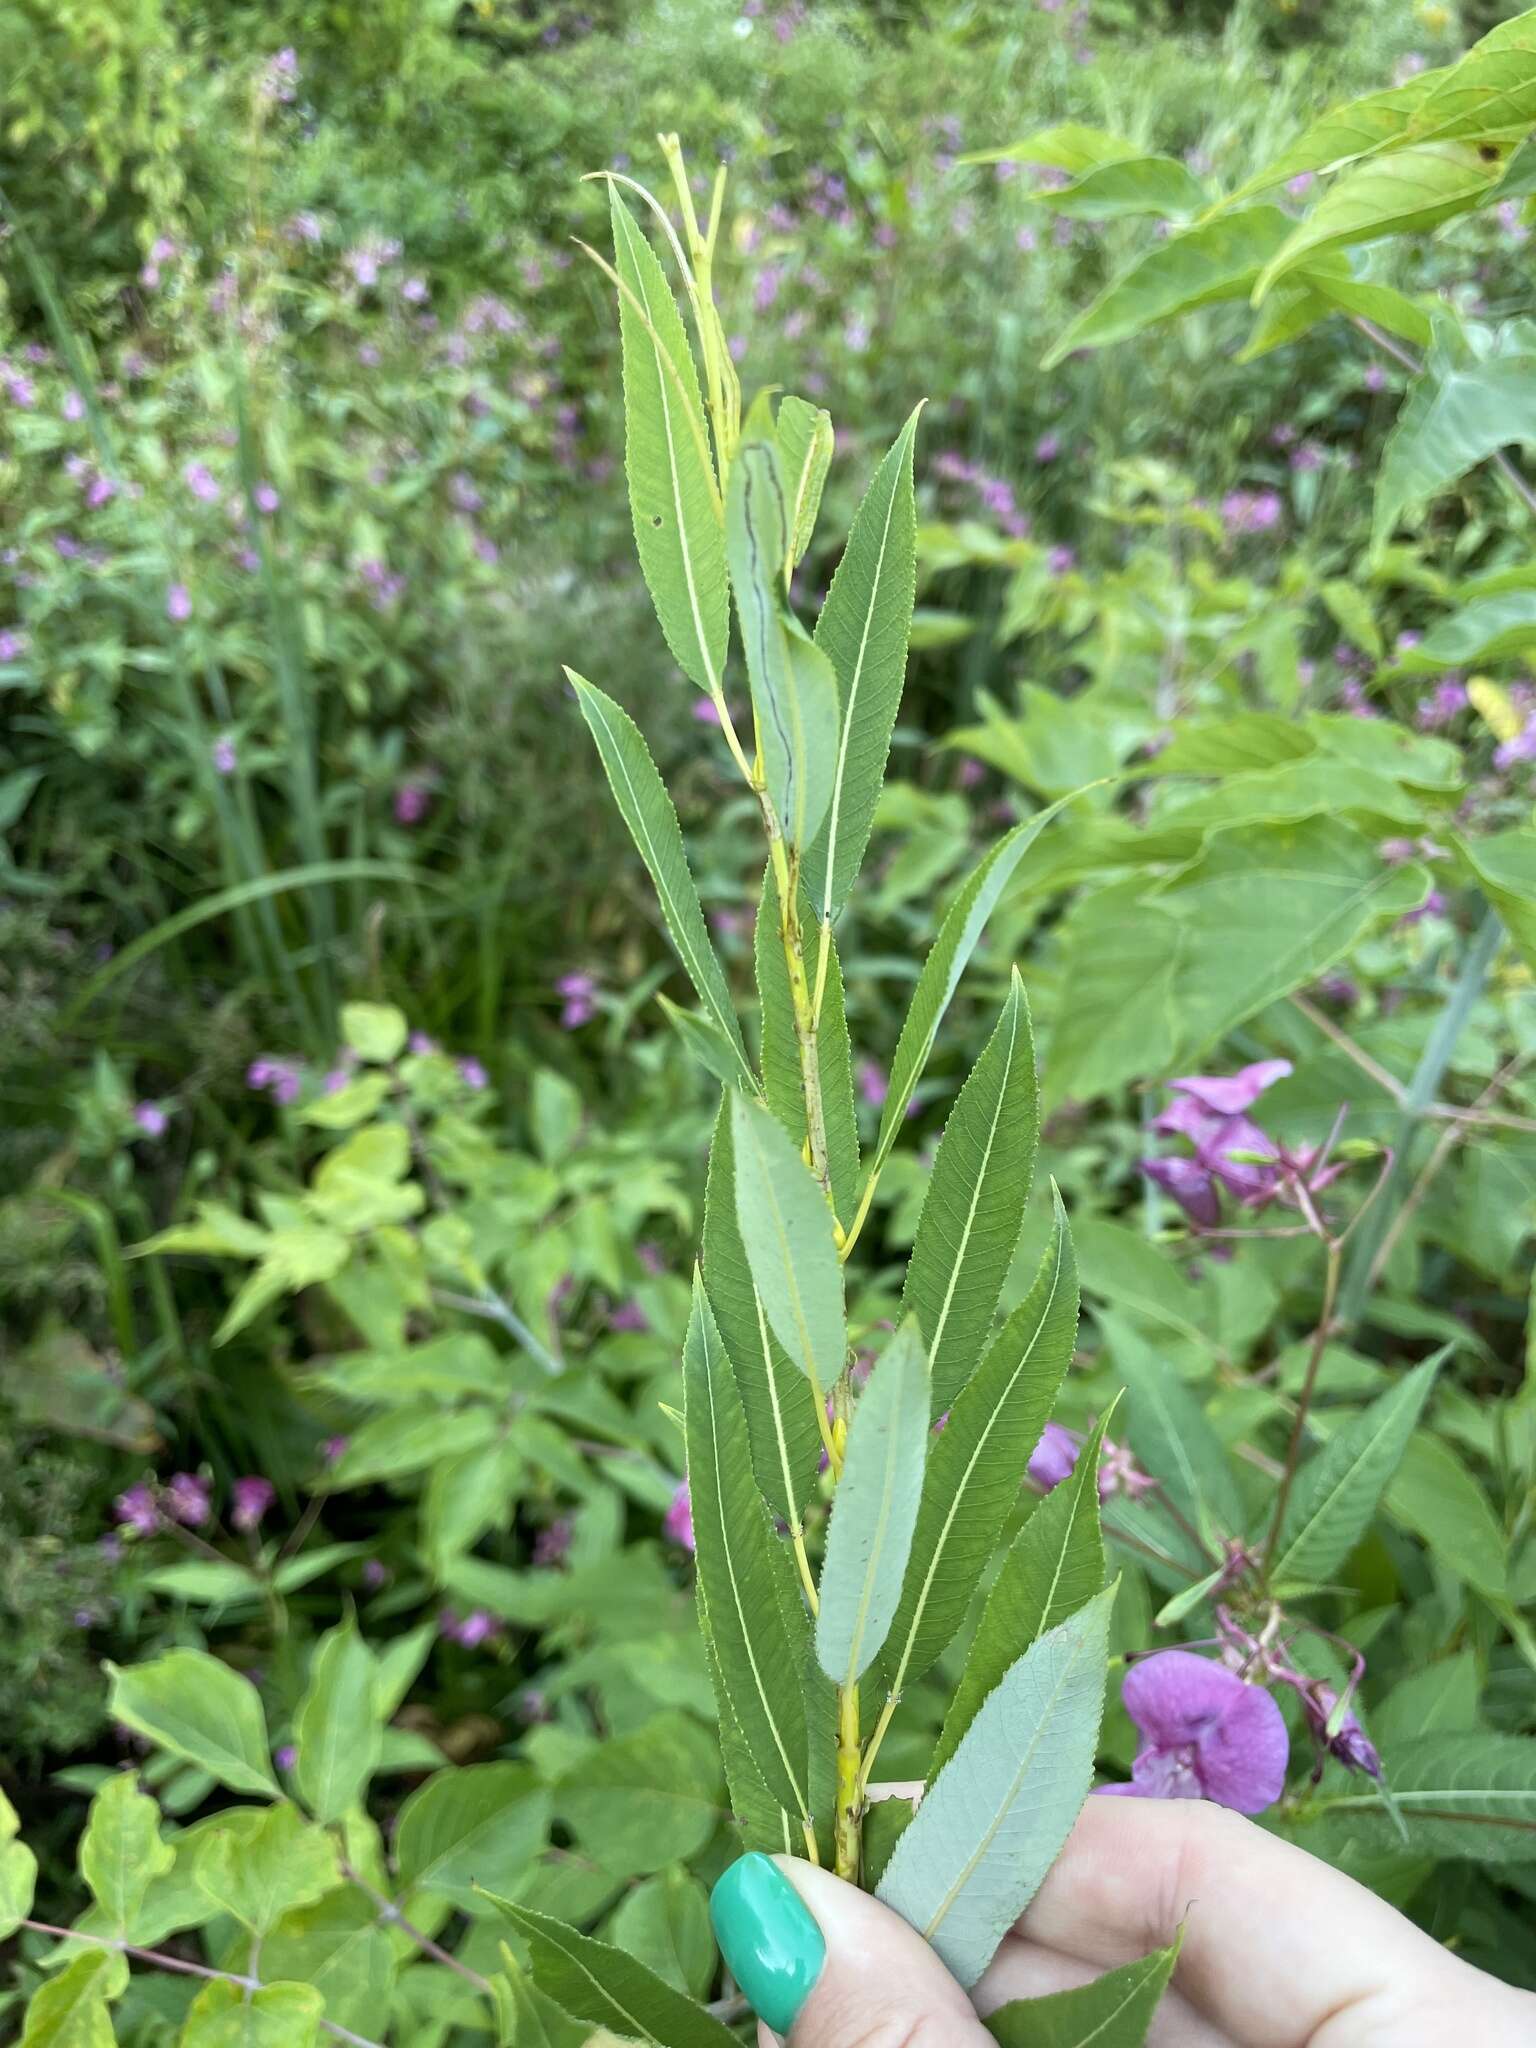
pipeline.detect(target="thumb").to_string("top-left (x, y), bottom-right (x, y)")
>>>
top-left (710, 1852), bottom-right (990, 2048)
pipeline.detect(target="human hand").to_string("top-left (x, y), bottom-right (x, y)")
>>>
top-left (708, 1798), bottom-right (1536, 2047)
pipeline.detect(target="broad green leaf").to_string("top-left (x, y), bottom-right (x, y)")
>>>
top-left (607, 1868), bottom-right (716, 2000)
top-left (395, 1763), bottom-right (552, 1913)
top-left (195, 1802), bottom-right (338, 1936)
top-left (701, 1102), bottom-right (822, 1528)
top-left (931, 1417), bottom-right (1108, 1781)
top-left (1270, 1354), bottom-right (1442, 1587)
top-left (1320, 577), bottom-right (1384, 661)
top-left (985, 1935), bottom-right (1181, 2048)
top-left (179, 1980), bottom-right (323, 2048)
top-left (107, 1651), bottom-right (278, 1798)
top-left (900, 972), bottom-right (1039, 1413)
top-left (776, 395), bottom-right (834, 574)
top-left (19, 1950), bottom-right (124, 2048)
top-left (261, 1891), bottom-right (396, 2032)
top-left (0, 1789), bottom-right (37, 1941)
top-left (79, 1773), bottom-right (173, 1935)
top-left (1222, 73), bottom-right (1446, 205)
top-left (1301, 1733), bottom-right (1536, 1862)
top-left (878, 1588), bottom-right (1115, 1987)
top-left (1407, 15), bottom-right (1536, 147)
top-left (292, 1618), bottom-right (383, 1824)
top-left (340, 1000), bottom-right (407, 1063)
top-left (1296, 269), bottom-right (1432, 350)
top-left (1376, 357), bottom-right (1536, 547)
top-left (1255, 144), bottom-right (1504, 302)
top-left (1037, 156), bottom-right (1208, 221)
top-left (608, 187), bottom-right (727, 694)
top-left (1043, 210), bottom-right (1293, 366)
top-left (423, 1436), bottom-right (520, 1577)
top-left (729, 1092), bottom-right (845, 1397)
top-left (683, 1274), bottom-right (814, 1824)
top-left (1460, 832), bottom-right (1536, 975)
top-left (815, 1322), bottom-right (930, 1686)
top-left (963, 125), bottom-right (1140, 176)
top-left (1393, 590), bottom-right (1536, 671)
top-left (804, 406), bottom-right (921, 921)
top-left (1386, 1434), bottom-right (1507, 1599)
top-left (726, 440), bottom-right (840, 851)
top-left (1373, 1652), bottom-right (1482, 1750)
top-left (326, 1405), bottom-right (502, 1488)
top-left (754, 869), bottom-right (861, 1227)
top-left (1149, 714), bottom-right (1315, 776)
top-left (554, 1714), bottom-right (724, 1877)
top-left (1048, 818), bottom-right (1427, 1105)
top-left (873, 796), bottom-right (1081, 1177)
top-left (491, 1898), bottom-right (741, 2048)
top-left (1100, 1313), bottom-right (1242, 1545)
top-left (568, 671), bottom-right (753, 1089)
top-left (878, 1197), bottom-right (1078, 1708)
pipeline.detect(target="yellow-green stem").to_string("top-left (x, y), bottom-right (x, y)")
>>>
top-left (833, 1681), bottom-right (863, 1881)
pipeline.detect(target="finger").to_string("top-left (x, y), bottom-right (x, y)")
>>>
top-left (1014, 1796), bottom-right (1532, 2047)
top-left (710, 1851), bottom-right (990, 2048)
top-left (975, 1933), bottom-right (1232, 2048)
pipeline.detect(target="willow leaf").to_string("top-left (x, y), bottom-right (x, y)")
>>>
top-left (872, 796), bottom-right (1079, 1180)
top-left (730, 1093), bottom-right (845, 1397)
top-left (726, 441), bottom-right (839, 851)
top-left (491, 1898), bottom-right (740, 2048)
top-left (776, 395), bottom-right (834, 575)
top-left (931, 1416), bottom-right (1108, 1783)
top-left (568, 671), bottom-right (753, 1090)
top-left (985, 1934), bottom-right (1181, 2047)
top-left (900, 970), bottom-right (1039, 1413)
top-left (878, 1195), bottom-right (1078, 1709)
top-left (701, 1101), bottom-right (821, 1528)
top-left (804, 405), bottom-right (921, 922)
top-left (815, 1322), bottom-right (930, 1687)
top-left (608, 187), bottom-right (728, 695)
top-left (754, 867), bottom-right (861, 1227)
top-left (683, 1275), bottom-right (813, 1823)
top-left (878, 1587), bottom-right (1114, 1987)
top-left (1270, 1352), bottom-right (1442, 1588)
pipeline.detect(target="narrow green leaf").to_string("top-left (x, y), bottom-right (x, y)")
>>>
top-left (608, 187), bottom-right (727, 694)
top-left (804, 406), bottom-right (921, 921)
top-left (568, 670), bottom-right (753, 1089)
top-left (1099, 1312), bottom-right (1242, 1547)
top-left (878, 1195), bottom-right (1079, 1707)
top-left (1043, 209), bottom-right (1293, 366)
top-left (878, 1587), bottom-right (1115, 1988)
top-left (815, 1322), bottom-right (930, 1686)
top-left (79, 1774), bottom-right (173, 1936)
top-left (754, 869), bottom-right (861, 1228)
top-left (683, 1274), bottom-right (814, 1823)
top-left (726, 440), bottom-right (840, 851)
top-left (107, 1652), bottom-right (278, 1799)
top-left (490, 1898), bottom-right (740, 2048)
top-left (985, 1934), bottom-right (1181, 2048)
top-left (701, 1101), bottom-right (821, 1528)
top-left (776, 395), bottom-right (834, 575)
top-left (1254, 144), bottom-right (1503, 303)
top-left (394, 1763), bottom-right (552, 1912)
top-left (873, 795), bottom-right (1082, 1178)
top-left (900, 971), bottom-right (1039, 1413)
top-left (930, 1416), bottom-right (1108, 1782)
top-left (292, 1619), bottom-right (383, 1825)
top-left (1270, 1353), bottom-right (1443, 1587)
top-left (730, 1093), bottom-right (845, 1397)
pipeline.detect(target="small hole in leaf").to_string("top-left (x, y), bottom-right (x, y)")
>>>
top-left (1479, 144), bottom-right (1501, 162)
top-left (651, 514), bottom-right (663, 527)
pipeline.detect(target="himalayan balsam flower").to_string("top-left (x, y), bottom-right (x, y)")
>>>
top-left (1028, 1422), bottom-right (1079, 1491)
top-left (132, 1101), bottom-right (168, 1138)
top-left (1100, 1650), bottom-right (1289, 1813)
top-left (1301, 1684), bottom-right (1381, 1778)
top-left (663, 1481), bottom-right (695, 1552)
top-left (231, 1476), bottom-right (275, 1532)
top-left (164, 1472), bottom-right (212, 1527)
top-left (1141, 1060), bottom-right (1308, 1225)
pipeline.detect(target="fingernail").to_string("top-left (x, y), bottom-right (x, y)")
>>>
top-left (710, 1853), bottom-right (826, 2035)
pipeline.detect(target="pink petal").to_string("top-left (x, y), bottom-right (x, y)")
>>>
top-left (1140, 1155), bottom-right (1220, 1227)
top-left (1168, 1060), bottom-right (1292, 1117)
top-left (1192, 1676), bottom-right (1290, 1814)
top-left (1123, 1650), bottom-right (1242, 1748)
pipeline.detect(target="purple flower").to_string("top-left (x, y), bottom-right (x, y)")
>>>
top-left (557, 971), bottom-right (597, 1029)
top-left (454, 1609), bottom-right (499, 1648)
top-left (400, 276), bottom-right (429, 305)
top-left (361, 1558), bottom-right (389, 1589)
top-left (394, 780), bottom-right (431, 826)
top-left (1166, 1061), bottom-right (1292, 1118)
top-left (533, 1518), bottom-right (573, 1567)
top-left (857, 1059), bottom-right (888, 1109)
top-left (62, 389), bottom-right (85, 422)
top-left (1099, 1651), bottom-right (1289, 1813)
top-left (663, 1481), bottom-right (695, 1552)
top-left (247, 1056), bottom-right (302, 1106)
top-left (114, 1484), bottom-right (159, 1534)
top-left (6, 374), bottom-right (36, 408)
top-left (448, 472), bottom-right (483, 514)
top-left (0, 630), bottom-right (27, 662)
top-left (1140, 1062), bottom-right (1294, 1223)
top-left (253, 482), bottom-right (280, 515)
top-left (1363, 362), bottom-right (1387, 393)
top-left (1290, 440), bottom-right (1326, 474)
top-left (1046, 545), bottom-right (1076, 576)
top-left (231, 1476), bottom-right (275, 1532)
top-left (132, 1101), bottom-right (168, 1138)
top-left (1302, 1684), bottom-right (1381, 1778)
top-left (164, 1472), bottom-right (212, 1527)
top-left (1028, 1421), bottom-right (1080, 1491)
top-left (609, 1298), bottom-right (649, 1334)
top-left (321, 1435), bottom-right (349, 1465)
top-left (458, 1056), bottom-right (488, 1090)
top-left (408, 1031), bottom-right (438, 1055)
top-left (1286, 172), bottom-right (1315, 198)
top-left (166, 584), bottom-right (192, 624)
top-left (1221, 488), bottom-right (1282, 537)
top-left (275, 1743), bottom-right (298, 1772)
top-left (1034, 433), bottom-right (1061, 463)
top-left (260, 47), bottom-right (300, 102)
top-left (692, 696), bottom-right (722, 725)
top-left (212, 734), bottom-right (238, 776)
top-left (183, 461), bottom-right (221, 505)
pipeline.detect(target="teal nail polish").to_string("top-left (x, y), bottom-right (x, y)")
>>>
top-left (710, 1853), bottom-right (826, 2035)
